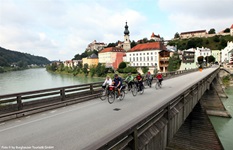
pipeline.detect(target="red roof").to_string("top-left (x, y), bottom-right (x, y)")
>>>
top-left (231, 24), bottom-right (233, 29)
top-left (127, 42), bottom-right (166, 52)
top-left (99, 47), bottom-right (125, 53)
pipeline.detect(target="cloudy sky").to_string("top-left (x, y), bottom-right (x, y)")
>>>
top-left (0, 0), bottom-right (232, 61)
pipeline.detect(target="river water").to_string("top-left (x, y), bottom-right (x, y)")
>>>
top-left (0, 68), bottom-right (232, 149)
top-left (209, 86), bottom-right (233, 150)
top-left (0, 68), bottom-right (103, 95)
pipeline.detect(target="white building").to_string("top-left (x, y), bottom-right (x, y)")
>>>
top-left (195, 47), bottom-right (212, 63)
top-left (221, 41), bottom-right (233, 64)
top-left (211, 50), bottom-right (221, 63)
top-left (179, 48), bottom-right (198, 70)
top-left (126, 42), bottom-right (170, 72)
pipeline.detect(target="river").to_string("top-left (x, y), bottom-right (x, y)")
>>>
top-left (0, 68), bottom-right (232, 149)
top-left (209, 86), bottom-right (233, 150)
top-left (0, 68), bottom-right (103, 95)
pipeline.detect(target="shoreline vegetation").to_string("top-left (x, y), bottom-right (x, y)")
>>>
top-left (46, 62), bottom-right (141, 79)
top-left (222, 75), bottom-right (233, 87)
top-left (0, 66), bottom-right (44, 73)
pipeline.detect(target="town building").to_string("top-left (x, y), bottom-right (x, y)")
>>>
top-left (179, 49), bottom-right (197, 70)
top-left (86, 40), bottom-right (107, 52)
top-left (63, 60), bottom-right (74, 68)
top-left (123, 22), bottom-right (131, 51)
top-left (98, 47), bottom-right (125, 69)
top-left (82, 53), bottom-right (99, 68)
top-left (211, 50), bottom-right (221, 63)
top-left (221, 41), bottom-right (233, 64)
top-left (231, 24), bottom-right (233, 36)
top-left (126, 42), bottom-right (170, 72)
top-left (180, 30), bottom-right (207, 39)
top-left (150, 32), bottom-right (161, 41)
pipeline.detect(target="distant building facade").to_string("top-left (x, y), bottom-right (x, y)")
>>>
top-left (221, 41), bottom-right (233, 64)
top-left (126, 42), bottom-right (170, 72)
top-left (150, 32), bottom-right (161, 41)
top-left (179, 49), bottom-right (197, 70)
top-left (82, 53), bottom-right (99, 68)
top-left (231, 24), bottom-right (233, 36)
top-left (86, 40), bottom-right (107, 52)
top-left (98, 47), bottom-right (125, 69)
top-left (211, 50), bottom-right (221, 63)
top-left (180, 30), bottom-right (207, 39)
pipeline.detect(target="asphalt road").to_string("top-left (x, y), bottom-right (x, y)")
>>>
top-left (0, 67), bottom-right (218, 150)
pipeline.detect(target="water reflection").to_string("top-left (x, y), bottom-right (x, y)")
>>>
top-left (0, 68), bottom-right (104, 95)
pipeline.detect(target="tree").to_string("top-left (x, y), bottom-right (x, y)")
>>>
top-left (168, 53), bottom-right (181, 72)
top-left (142, 66), bottom-right (149, 74)
top-left (83, 63), bottom-right (88, 76)
top-left (142, 38), bottom-right (148, 43)
top-left (131, 40), bottom-right (137, 48)
top-left (208, 28), bottom-right (216, 34)
top-left (174, 32), bottom-right (180, 38)
top-left (197, 56), bottom-right (204, 68)
top-left (89, 66), bottom-right (96, 77)
top-left (118, 62), bottom-right (127, 69)
top-left (223, 28), bottom-right (230, 33)
top-left (213, 35), bottom-right (220, 42)
top-left (205, 55), bottom-right (215, 63)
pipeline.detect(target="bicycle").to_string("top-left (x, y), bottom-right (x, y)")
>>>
top-left (146, 78), bottom-right (152, 88)
top-left (135, 81), bottom-right (144, 95)
top-left (125, 81), bottom-right (137, 96)
top-left (99, 88), bottom-right (108, 100)
top-left (108, 86), bottom-right (126, 104)
top-left (155, 78), bottom-right (162, 89)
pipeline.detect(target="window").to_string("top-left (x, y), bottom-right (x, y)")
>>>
top-left (130, 58), bottom-right (131, 61)
top-left (151, 56), bottom-right (153, 61)
top-left (133, 58), bottom-right (135, 61)
top-left (136, 57), bottom-right (138, 61)
top-left (144, 57), bottom-right (145, 61)
top-left (140, 57), bottom-right (142, 61)
top-left (147, 56), bottom-right (149, 61)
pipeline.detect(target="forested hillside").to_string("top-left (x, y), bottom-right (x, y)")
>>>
top-left (0, 47), bottom-right (50, 67)
top-left (168, 35), bottom-right (233, 50)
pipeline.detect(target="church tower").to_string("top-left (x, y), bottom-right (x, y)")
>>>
top-left (123, 22), bottom-right (131, 51)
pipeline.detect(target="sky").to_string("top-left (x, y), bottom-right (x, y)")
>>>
top-left (0, 0), bottom-right (232, 61)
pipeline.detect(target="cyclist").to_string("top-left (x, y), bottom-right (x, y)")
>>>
top-left (135, 72), bottom-right (143, 93)
top-left (125, 73), bottom-right (134, 91)
top-left (112, 74), bottom-right (123, 99)
top-left (145, 71), bottom-right (153, 87)
top-left (156, 72), bottom-right (163, 85)
top-left (102, 76), bottom-right (112, 89)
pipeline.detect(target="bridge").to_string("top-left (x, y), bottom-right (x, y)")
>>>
top-left (0, 66), bottom-right (226, 150)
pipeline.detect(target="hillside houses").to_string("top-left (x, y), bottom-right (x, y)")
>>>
top-left (59, 23), bottom-right (233, 73)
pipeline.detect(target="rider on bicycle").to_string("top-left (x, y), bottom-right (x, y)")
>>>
top-left (135, 72), bottom-right (143, 93)
top-left (102, 76), bottom-right (112, 89)
top-left (145, 71), bottom-right (153, 87)
top-left (156, 72), bottom-right (163, 85)
top-left (125, 73), bottom-right (134, 91)
top-left (112, 74), bottom-right (123, 99)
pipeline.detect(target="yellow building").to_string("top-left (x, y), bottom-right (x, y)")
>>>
top-left (82, 54), bottom-right (99, 68)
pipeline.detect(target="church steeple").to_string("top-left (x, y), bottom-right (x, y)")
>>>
top-left (124, 22), bottom-right (130, 35)
top-left (123, 21), bottom-right (131, 51)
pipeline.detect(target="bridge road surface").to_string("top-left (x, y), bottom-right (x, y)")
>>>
top-left (0, 67), bottom-right (218, 150)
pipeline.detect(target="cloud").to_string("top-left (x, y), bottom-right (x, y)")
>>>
top-left (158, 0), bottom-right (233, 33)
top-left (0, 0), bottom-right (150, 60)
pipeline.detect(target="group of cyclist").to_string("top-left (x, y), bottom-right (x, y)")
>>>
top-left (102, 71), bottom-right (163, 99)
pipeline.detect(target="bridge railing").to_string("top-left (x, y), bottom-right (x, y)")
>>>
top-left (85, 67), bottom-right (219, 150)
top-left (0, 82), bottom-right (103, 121)
top-left (0, 67), bottom-right (210, 122)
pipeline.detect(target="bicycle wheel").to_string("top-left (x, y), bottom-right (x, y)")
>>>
top-left (131, 84), bottom-right (138, 96)
top-left (119, 90), bottom-right (125, 101)
top-left (99, 89), bottom-right (107, 100)
top-left (124, 84), bottom-right (129, 94)
top-left (108, 91), bottom-right (115, 104)
top-left (140, 85), bottom-right (144, 94)
top-left (155, 81), bottom-right (159, 89)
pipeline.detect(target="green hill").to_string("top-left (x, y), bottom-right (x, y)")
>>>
top-left (168, 35), bottom-right (233, 50)
top-left (0, 47), bottom-right (51, 67)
